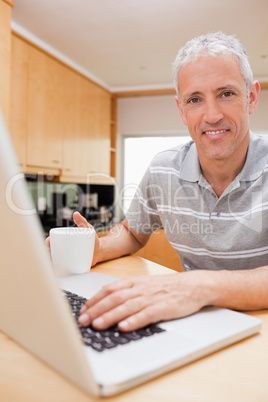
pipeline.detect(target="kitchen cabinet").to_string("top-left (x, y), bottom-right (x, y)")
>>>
top-left (9, 34), bottom-right (28, 169)
top-left (9, 33), bottom-right (113, 182)
top-left (26, 44), bottom-right (63, 171)
top-left (0, 0), bottom-right (13, 125)
top-left (10, 35), bottom-right (63, 173)
top-left (61, 69), bottom-right (111, 183)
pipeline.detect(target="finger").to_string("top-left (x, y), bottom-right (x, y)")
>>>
top-left (118, 291), bottom-right (202, 332)
top-left (118, 305), bottom-right (161, 332)
top-left (91, 291), bottom-right (167, 331)
top-left (80, 279), bottom-right (168, 330)
top-left (79, 276), bottom-right (163, 326)
top-left (73, 211), bottom-right (92, 228)
top-left (45, 236), bottom-right (52, 258)
top-left (78, 284), bottom-right (136, 327)
top-left (78, 275), bottom-right (177, 329)
top-left (91, 295), bottom-right (147, 330)
top-left (45, 236), bottom-right (50, 249)
top-left (82, 279), bottom-right (134, 310)
top-left (72, 211), bottom-right (100, 266)
top-left (117, 293), bottom-right (175, 332)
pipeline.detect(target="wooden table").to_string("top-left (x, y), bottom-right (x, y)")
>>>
top-left (0, 256), bottom-right (267, 402)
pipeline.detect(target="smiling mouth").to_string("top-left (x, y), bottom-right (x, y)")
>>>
top-left (203, 129), bottom-right (229, 135)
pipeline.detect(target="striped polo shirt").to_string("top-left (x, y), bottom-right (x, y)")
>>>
top-left (126, 132), bottom-right (268, 271)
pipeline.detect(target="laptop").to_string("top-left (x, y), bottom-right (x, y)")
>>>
top-left (0, 111), bottom-right (262, 397)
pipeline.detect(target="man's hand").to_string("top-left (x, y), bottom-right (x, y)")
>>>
top-left (78, 271), bottom-right (214, 331)
top-left (77, 265), bottom-right (268, 331)
top-left (46, 214), bottom-right (149, 268)
top-left (72, 211), bottom-right (100, 266)
top-left (45, 211), bottom-right (100, 266)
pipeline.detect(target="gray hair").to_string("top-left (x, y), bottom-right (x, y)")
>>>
top-left (172, 32), bottom-right (253, 97)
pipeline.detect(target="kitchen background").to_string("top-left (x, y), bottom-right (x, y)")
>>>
top-left (26, 174), bottom-right (115, 236)
top-left (0, 0), bottom-right (267, 270)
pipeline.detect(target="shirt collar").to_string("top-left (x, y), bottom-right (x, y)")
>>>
top-left (239, 131), bottom-right (268, 181)
top-left (179, 141), bottom-right (201, 182)
top-left (180, 132), bottom-right (268, 183)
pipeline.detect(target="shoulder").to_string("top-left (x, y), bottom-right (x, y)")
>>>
top-left (241, 132), bottom-right (268, 180)
top-left (249, 131), bottom-right (268, 148)
top-left (149, 140), bottom-right (194, 169)
top-left (249, 131), bottom-right (268, 164)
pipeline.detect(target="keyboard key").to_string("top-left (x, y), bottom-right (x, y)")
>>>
top-left (92, 342), bottom-right (105, 352)
top-left (110, 333), bottom-right (130, 345)
top-left (123, 331), bottom-right (142, 341)
top-left (84, 338), bottom-right (94, 346)
top-left (102, 338), bottom-right (117, 349)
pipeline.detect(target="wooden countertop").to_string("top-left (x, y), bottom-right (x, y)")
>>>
top-left (0, 256), bottom-right (267, 402)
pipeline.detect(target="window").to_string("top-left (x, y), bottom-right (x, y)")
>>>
top-left (122, 135), bottom-right (190, 213)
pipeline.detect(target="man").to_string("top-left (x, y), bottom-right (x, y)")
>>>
top-left (53, 32), bottom-right (268, 332)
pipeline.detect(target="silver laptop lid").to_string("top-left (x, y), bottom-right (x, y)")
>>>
top-left (0, 111), bottom-right (100, 396)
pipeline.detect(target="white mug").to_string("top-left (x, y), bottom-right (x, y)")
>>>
top-left (49, 227), bottom-right (95, 276)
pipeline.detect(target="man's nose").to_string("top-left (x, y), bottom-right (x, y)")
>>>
top-left (203, 99), bottom-right (224, 124)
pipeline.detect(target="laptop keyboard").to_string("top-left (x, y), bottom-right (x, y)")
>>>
top-left (63, 289), bottom-right (165, 352)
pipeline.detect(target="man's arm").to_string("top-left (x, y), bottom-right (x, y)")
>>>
top-left (73, 211), bottom-right (150, 266)
top-left (49, 212), bottom-right (268, 332)
top-left (45, 212), bottom-right (150, 265)
top-left (78, 265), bottom-right (268, 331)
top-left (208, 266), bottom-right (268, 310)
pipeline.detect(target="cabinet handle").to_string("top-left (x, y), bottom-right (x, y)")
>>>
top-left (52, 160), bottom-right (60, 164)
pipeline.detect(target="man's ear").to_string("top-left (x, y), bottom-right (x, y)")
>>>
top-left (248, 80), bottom-right (260, 115)
top-left (175, 96), bottom-right (188, 126)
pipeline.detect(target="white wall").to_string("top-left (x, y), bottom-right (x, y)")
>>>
top-left (118, 91), bottom-right (268, 135)
top-left (249, 90), bottom-right (268, 131)
top-left (118, 95), bottom-right (185, 135)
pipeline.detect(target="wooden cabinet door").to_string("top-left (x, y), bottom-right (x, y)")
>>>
top-left (9, 35), bottom-right (112, 181)
top-left (9, 35), bottom-right (28, 168)
top-left (0, 0), bottom-right (12, 125)
top-left (26, 46), bottom-right (62, 169)
top-left (61, 71), bottom-right (111, 181)
top-left (61, 71), bottom-right (90, 178)
top-left (88, 85), bottom-right (111, 177)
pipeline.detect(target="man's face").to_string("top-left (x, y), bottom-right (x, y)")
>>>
top-left (175, 55), bottom-right (259, 163)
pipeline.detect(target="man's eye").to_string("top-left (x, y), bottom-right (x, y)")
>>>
top-left (188, 97), bottom-right (199, 104)
top-left (222, 91), bottom-right (234, 98)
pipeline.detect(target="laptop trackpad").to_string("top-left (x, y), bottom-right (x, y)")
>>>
top-left (58, 271), bottom-right (119, 299)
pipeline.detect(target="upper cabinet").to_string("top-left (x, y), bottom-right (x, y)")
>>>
top-left (0, 0), bottom-right (13, 125)
top-left (9, 30), bottom-right (28, 169)
top-left (61, 68), bottom-right (111, 183)
top-left (27, 45), bottom-right (63, 170)
top-left (9, 33), bottom-right (112, 183)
